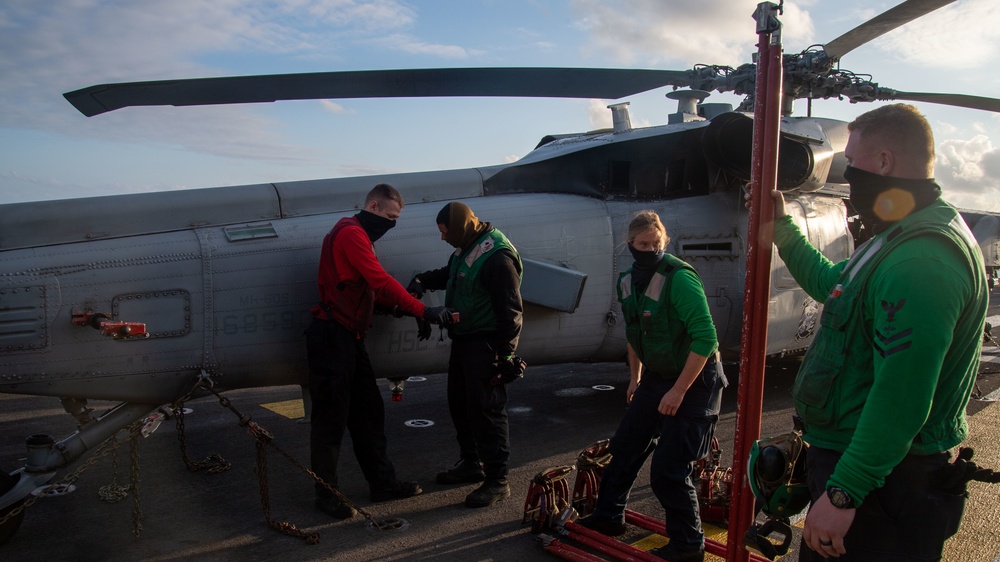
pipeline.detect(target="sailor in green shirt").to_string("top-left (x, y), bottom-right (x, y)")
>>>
top-left (578, 210), bottom-right (725, 562)
top-left (768, 104), bottom-right (988, 560)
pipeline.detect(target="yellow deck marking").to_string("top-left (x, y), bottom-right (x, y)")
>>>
top-left (630, 533), bottom-right (668, 551)
top-left (260, 399), bottom-right (304, 419)
top-left (629, 522), bottom-right (730, 560)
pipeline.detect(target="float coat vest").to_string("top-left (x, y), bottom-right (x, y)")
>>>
top-left (618, 254), bottom-right (698, 380)
top-left (792, 201), bottom-right (987, 455)
top-left (445, 228), bottom-right (521, 336)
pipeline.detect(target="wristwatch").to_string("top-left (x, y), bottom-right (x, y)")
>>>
top-left (827, 487), bottom-right (855, 509)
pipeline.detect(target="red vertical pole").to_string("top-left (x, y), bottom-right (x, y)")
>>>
top-left (726, 3), bottom-right (783, 561)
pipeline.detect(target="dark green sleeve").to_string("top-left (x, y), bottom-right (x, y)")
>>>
top-left (774, 215), bottom-right (846, 302)
top-left (669, 268), bottom-right (719, 357)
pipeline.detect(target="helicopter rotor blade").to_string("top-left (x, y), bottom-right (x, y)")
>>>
top-left (822, 0), bottom-right (956, 61)
top-left (64, 67), bottom-right (701, 117)
top-left (877, 90), bottom-right (1000, 113)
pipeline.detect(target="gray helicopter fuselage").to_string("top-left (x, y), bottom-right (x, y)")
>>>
top-left (0, 114), bottom-right (856, 405)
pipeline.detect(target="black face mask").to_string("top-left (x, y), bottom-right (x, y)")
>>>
top-left (845, 166), bottom-right (941, 233)
top-left (628, 245), bottom-right (665, 269)
top-left (356, 210), bottom-right (396, 242)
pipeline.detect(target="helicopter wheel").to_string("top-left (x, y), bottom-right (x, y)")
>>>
top-left (0, 470), bottom-right (25, 546)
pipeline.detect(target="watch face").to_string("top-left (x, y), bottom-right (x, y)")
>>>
top-left (828, 487), bottom-right (853, 508)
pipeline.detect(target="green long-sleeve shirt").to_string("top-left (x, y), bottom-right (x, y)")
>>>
top-left (773, 199), bottom-right (987, 505)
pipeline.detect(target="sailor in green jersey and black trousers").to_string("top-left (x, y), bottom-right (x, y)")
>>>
top-left (578, 210), bottom-right (726, 562)
top-left (408, 201), bottom-right (524, 509)
top-left (766, 104), bottom-right (989, 561)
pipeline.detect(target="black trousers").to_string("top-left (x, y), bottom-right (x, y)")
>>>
top-left (799, 446), bottom-right (966, 562)
top-left (447, 336), bottom-right (510, 481)
top-left (592, 361), bottom-right (726, 551)
top-left (305, 317), bottom-right (396, 497)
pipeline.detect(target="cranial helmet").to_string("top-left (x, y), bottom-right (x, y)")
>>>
top-left (743, 429), bottom-right (811, 560)
top-left (747, 429), bottom-right (810, 516)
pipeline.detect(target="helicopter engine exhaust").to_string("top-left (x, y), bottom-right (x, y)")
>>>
top-left (702, 112), bottom-right (844, 192)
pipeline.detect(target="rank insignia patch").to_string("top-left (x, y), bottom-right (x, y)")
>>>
top-left (881, 299), bottom-right (906, 322)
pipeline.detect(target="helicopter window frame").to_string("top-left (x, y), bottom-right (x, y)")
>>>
top-left (607, 160), bottom-right (631, 195)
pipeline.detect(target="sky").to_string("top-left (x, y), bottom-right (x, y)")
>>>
top-left (1, 0), bottom-right (999, 211)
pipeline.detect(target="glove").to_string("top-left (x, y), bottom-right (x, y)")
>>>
top-left (406, 276), bottom-right (425, 299)
top-left (415, 317), bottom-right (432, 341)
top-left (931, 447), bottom-right (1000, 494)
top-left (423, 306), bottom-right (456, 325)
top-left (491, 355), bottom-right (527, 386)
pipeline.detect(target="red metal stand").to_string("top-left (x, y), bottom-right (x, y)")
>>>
top-left (538, 534), bottom-right (608, 562)
top-left (727, 3), bottom-right (784, 562)
top-left (564, 520), bottom-right (662, 562)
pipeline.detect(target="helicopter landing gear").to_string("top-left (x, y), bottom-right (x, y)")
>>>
top-left (0, 470), bottom-right (25, 546)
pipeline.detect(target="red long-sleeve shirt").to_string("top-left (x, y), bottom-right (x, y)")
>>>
top-left (311, 216), bottom-right (426, 334)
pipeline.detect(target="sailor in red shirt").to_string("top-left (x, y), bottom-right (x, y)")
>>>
top-left (305, 183), bottom-right (454, 519)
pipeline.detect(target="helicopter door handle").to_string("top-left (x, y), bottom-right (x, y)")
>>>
top-left (72, 310), bottom-right (149, 340)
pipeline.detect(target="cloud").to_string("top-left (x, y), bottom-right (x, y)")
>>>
top-left (938, 135), bottom-right (995, 187)
top-left (936, 134), bottom-right (1000, 211)
top-left (510, 26), bottom-right (557, 51)
top-left (320, 100), bottom-right (352, 114)
top-left (569, 0), bottom-right (815, 67)
top-left (277, 0), bottom-right (416, 30)
top-left (588, 99), bottom-right (614, 129)
top-left (873, 1), bottom-right (1000, 69)
top-left (0, 0), bottom-right (425, 166)
top-left (373, 34), bottom-right (483, 59)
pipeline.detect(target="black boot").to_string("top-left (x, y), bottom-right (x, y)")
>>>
top-left (576, 514), bottom-right (627, 536)
top-left (315, 494), bottom-right (356, 519)
top-left (436, 459), bottom-right (486, 485)
top-left (464, 479), bottom-right (510, 508)
top-left (369, 479), bottom-right (422, 502)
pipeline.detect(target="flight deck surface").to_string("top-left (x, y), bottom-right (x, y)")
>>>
top-left (2, 306), bottom-right (998, 562)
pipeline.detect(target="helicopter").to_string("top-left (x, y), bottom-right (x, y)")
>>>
top-left (3, 0), bottom-right (1000, 547)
